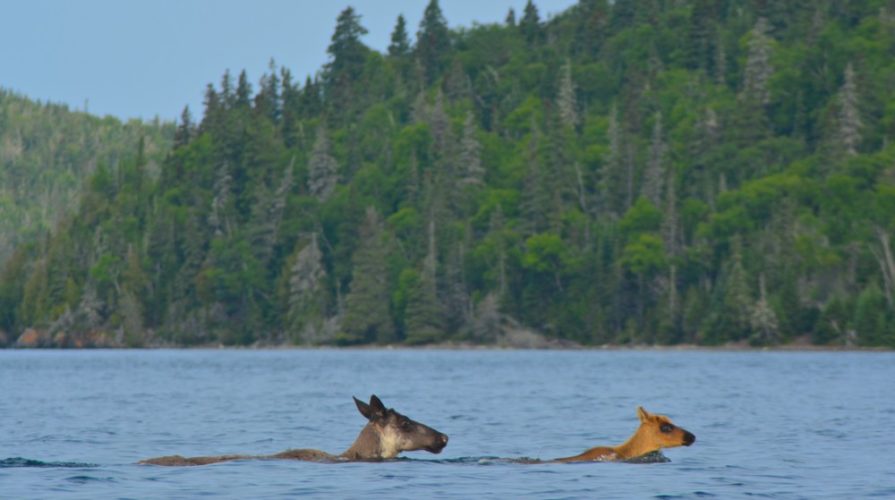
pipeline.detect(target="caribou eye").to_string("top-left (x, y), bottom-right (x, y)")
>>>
top-left (660, 424), bottom-right (674, 433)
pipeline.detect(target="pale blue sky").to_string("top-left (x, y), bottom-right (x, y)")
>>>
top-left (1, 0), bottom-right (578, 122)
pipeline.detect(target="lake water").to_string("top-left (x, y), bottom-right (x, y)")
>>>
top-left (1, 349), bottom-right (893, 499)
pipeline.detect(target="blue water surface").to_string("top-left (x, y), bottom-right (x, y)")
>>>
top-left (0, 349), bottom-right (893, 499)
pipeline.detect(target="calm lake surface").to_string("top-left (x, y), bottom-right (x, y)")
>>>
top-left (1, 349), bottom-right (893, 499)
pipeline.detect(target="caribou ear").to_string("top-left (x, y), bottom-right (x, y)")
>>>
top-left (637, 406), bottom-right (652, 423)
top-left (354, 396), bottom-right (373, 420)
top-left (369, 395), bottom-right (388, 417)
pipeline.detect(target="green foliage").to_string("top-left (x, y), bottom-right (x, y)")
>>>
top-left (3, 1), bottom-right (895, 347)
top-left (0, 90), bottom-right (173, 265)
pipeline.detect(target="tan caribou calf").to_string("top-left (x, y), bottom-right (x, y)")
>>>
top-left (555, 407), bottom-right (695, 462)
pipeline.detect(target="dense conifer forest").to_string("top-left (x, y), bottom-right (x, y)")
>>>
top-left (2, 0), bottom-right (894, 348)
top-left (0, 91), bottom-right (173, 265)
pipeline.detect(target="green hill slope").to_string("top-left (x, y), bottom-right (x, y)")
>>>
top-left (0, 90), bottom-right (173, 264)
top-left (2, 0), bottom-right (894, 347)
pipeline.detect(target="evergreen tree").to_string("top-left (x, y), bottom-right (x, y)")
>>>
top-left (255, 59), bottom-right (281, 124)
top-left (416, 0), bottom-right (451, 84)
top-left (235, 70), bottom-right (252, 109)
top-left (721, 241), bottom-right (753, 341)
top-left (174, 106), bottom-right (193, 149)
top-left (519, 0), bottom-right (543, 45)
top-left (836, 62), bottom-right (862, 156)
top-left (520, 122), bottom-right (551, 235)
top-left (556, 60), bottom-right (578, 129)
top-left (457, 111), bottom-right (484, 189)
top-left (736, 17), bottom-right (773, 143)
top-left (740, 17), bottom-right (773, 106)
top-left (325, 7), bottom-right (369, 114)
top-left (287, 233), bottom-right (332, 344)
top-left (642, 112), bottom-right (666, 207)
top-left (687, 0), bottom-right (718, 72)
top-left (599, 103), bottom-right (629, 216)
top-left (749, 274), bottom-right (780, 345)
top-left (340, 207), bottom-right (395, 344)
top-left (505, 8), bottom-right (516, 27)
top-left (388, 15), bottom-right (411, 57)
top-left (405, 220), bottom-right (444, 344)
top-left (308, 125), bottom-right (340, 201)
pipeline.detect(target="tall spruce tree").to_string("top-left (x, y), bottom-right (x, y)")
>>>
top-left (340, 207), bottom-right (395, 344)
top-left (836, 62), bottom-right (862, 156)
top-left (308, 125), bottom-right (339, 201)
top-left (287, 233), bottom-right (331, 344)
top-left (388, 15), bottom-right (411, 57)
top-left (404, 220), bottom-right (444, 344)
top-left (519, 0), bottom-right (543, 45)
top-left (325, 7), bottom-right (369, 115)
top-left (556, 60), bottom-right (578, 129)
top-left (416, 0), bottom-right (451, 84)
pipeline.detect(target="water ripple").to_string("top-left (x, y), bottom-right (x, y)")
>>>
top-left (0, 457), bottom-right (97, 468)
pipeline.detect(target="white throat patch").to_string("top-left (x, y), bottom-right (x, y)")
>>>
top-left (378, 426), bottom-right (403, 459)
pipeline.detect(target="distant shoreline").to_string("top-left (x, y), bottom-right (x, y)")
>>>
top-left (2, 342), bottom-right (890, 352)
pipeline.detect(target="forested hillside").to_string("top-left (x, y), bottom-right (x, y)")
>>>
top-left (2, 0), bottom-right (894, 348)
top-left (0, 91), bottom-right (173, 264)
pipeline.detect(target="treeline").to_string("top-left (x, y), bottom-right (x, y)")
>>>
top-left (0, 90), bottom-right (173, 265)
top-left (2, 0), bottom-right (894, 348)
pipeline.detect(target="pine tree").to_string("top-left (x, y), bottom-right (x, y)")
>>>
top-left (722, 241), bottom-right (753, 340)
top-left (489, 204), bottom-right (508, 298)
top-left (469, 292), bottom-right (502, 343)
top-left (505, 8), bottom-right (516, 27)
top-left (405, 219), bottom-right (444, 344)
top-left (199, 85), bottom-right (221, 137)
top-left (235, 70), bottom-right (252, 109)
top-left (519, 0), bottom-right (543, 45)
top-left (173, 106), bottom-right (193, 149)
top-left (307, 126), bottom-right (339, 201)
top-left (249, 159), bottom-right (293, 269)
top-left (736, 17), bottom-right (773, 143)
top-left (444, 59), bottom-right (472, 102)
top-left (661, 167), bottom-right (680, 339)
top-left (255, 59), bottom-right (281, 124)
top-left (443, 241), bottom-right (471, 334)
top-left (687, 0), bottom-right (718, 72)
top-left (416, 0), bottom-right (451, 84)
top-left (457, 111), bottom-right (484, 188)
top-left (599, 103), bottom-right (627, 216)
top-left (740, 17), bottom-right (773, 106)
top-left (326, 7), bottom-right (369, 113)
top-left (641, 112), bottom-right (666, 207)
top-left (340, 207), bottom-right (395, 344)
top-left (837, 62), bottom-right (862, 156)
top-left (520, 122), bottom-right (550, 235)
top-left (287, 233), bottom-right (332, 344)
top-left (388, 15), bottom-right (411, 57)
top-left (556, 60), bottom-right (578, 129)
top-left (749, 274), bottom-right (779, 345)
top-left (871, 228), bottom-right (895, 310)
top-left (428, 91), bottom-right (452, 156)
top-left (209, 162), bottom-right (233, 237)
top-left (327, 7), bottom-right (368, 79)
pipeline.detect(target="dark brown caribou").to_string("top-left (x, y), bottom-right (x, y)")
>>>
top-left (140, 395), bottom-right (448, 466)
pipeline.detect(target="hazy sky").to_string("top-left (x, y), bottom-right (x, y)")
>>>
top-left (2, 0), bottom-right (578, 122)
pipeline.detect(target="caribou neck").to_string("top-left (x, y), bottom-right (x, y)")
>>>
top-left (339, 422), bottom-right (387, 460)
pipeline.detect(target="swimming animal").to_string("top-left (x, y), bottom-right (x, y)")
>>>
top-left (554, 406), bottom-right (695, 462)
top-left (140, 395), bottom-right (448, 466)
